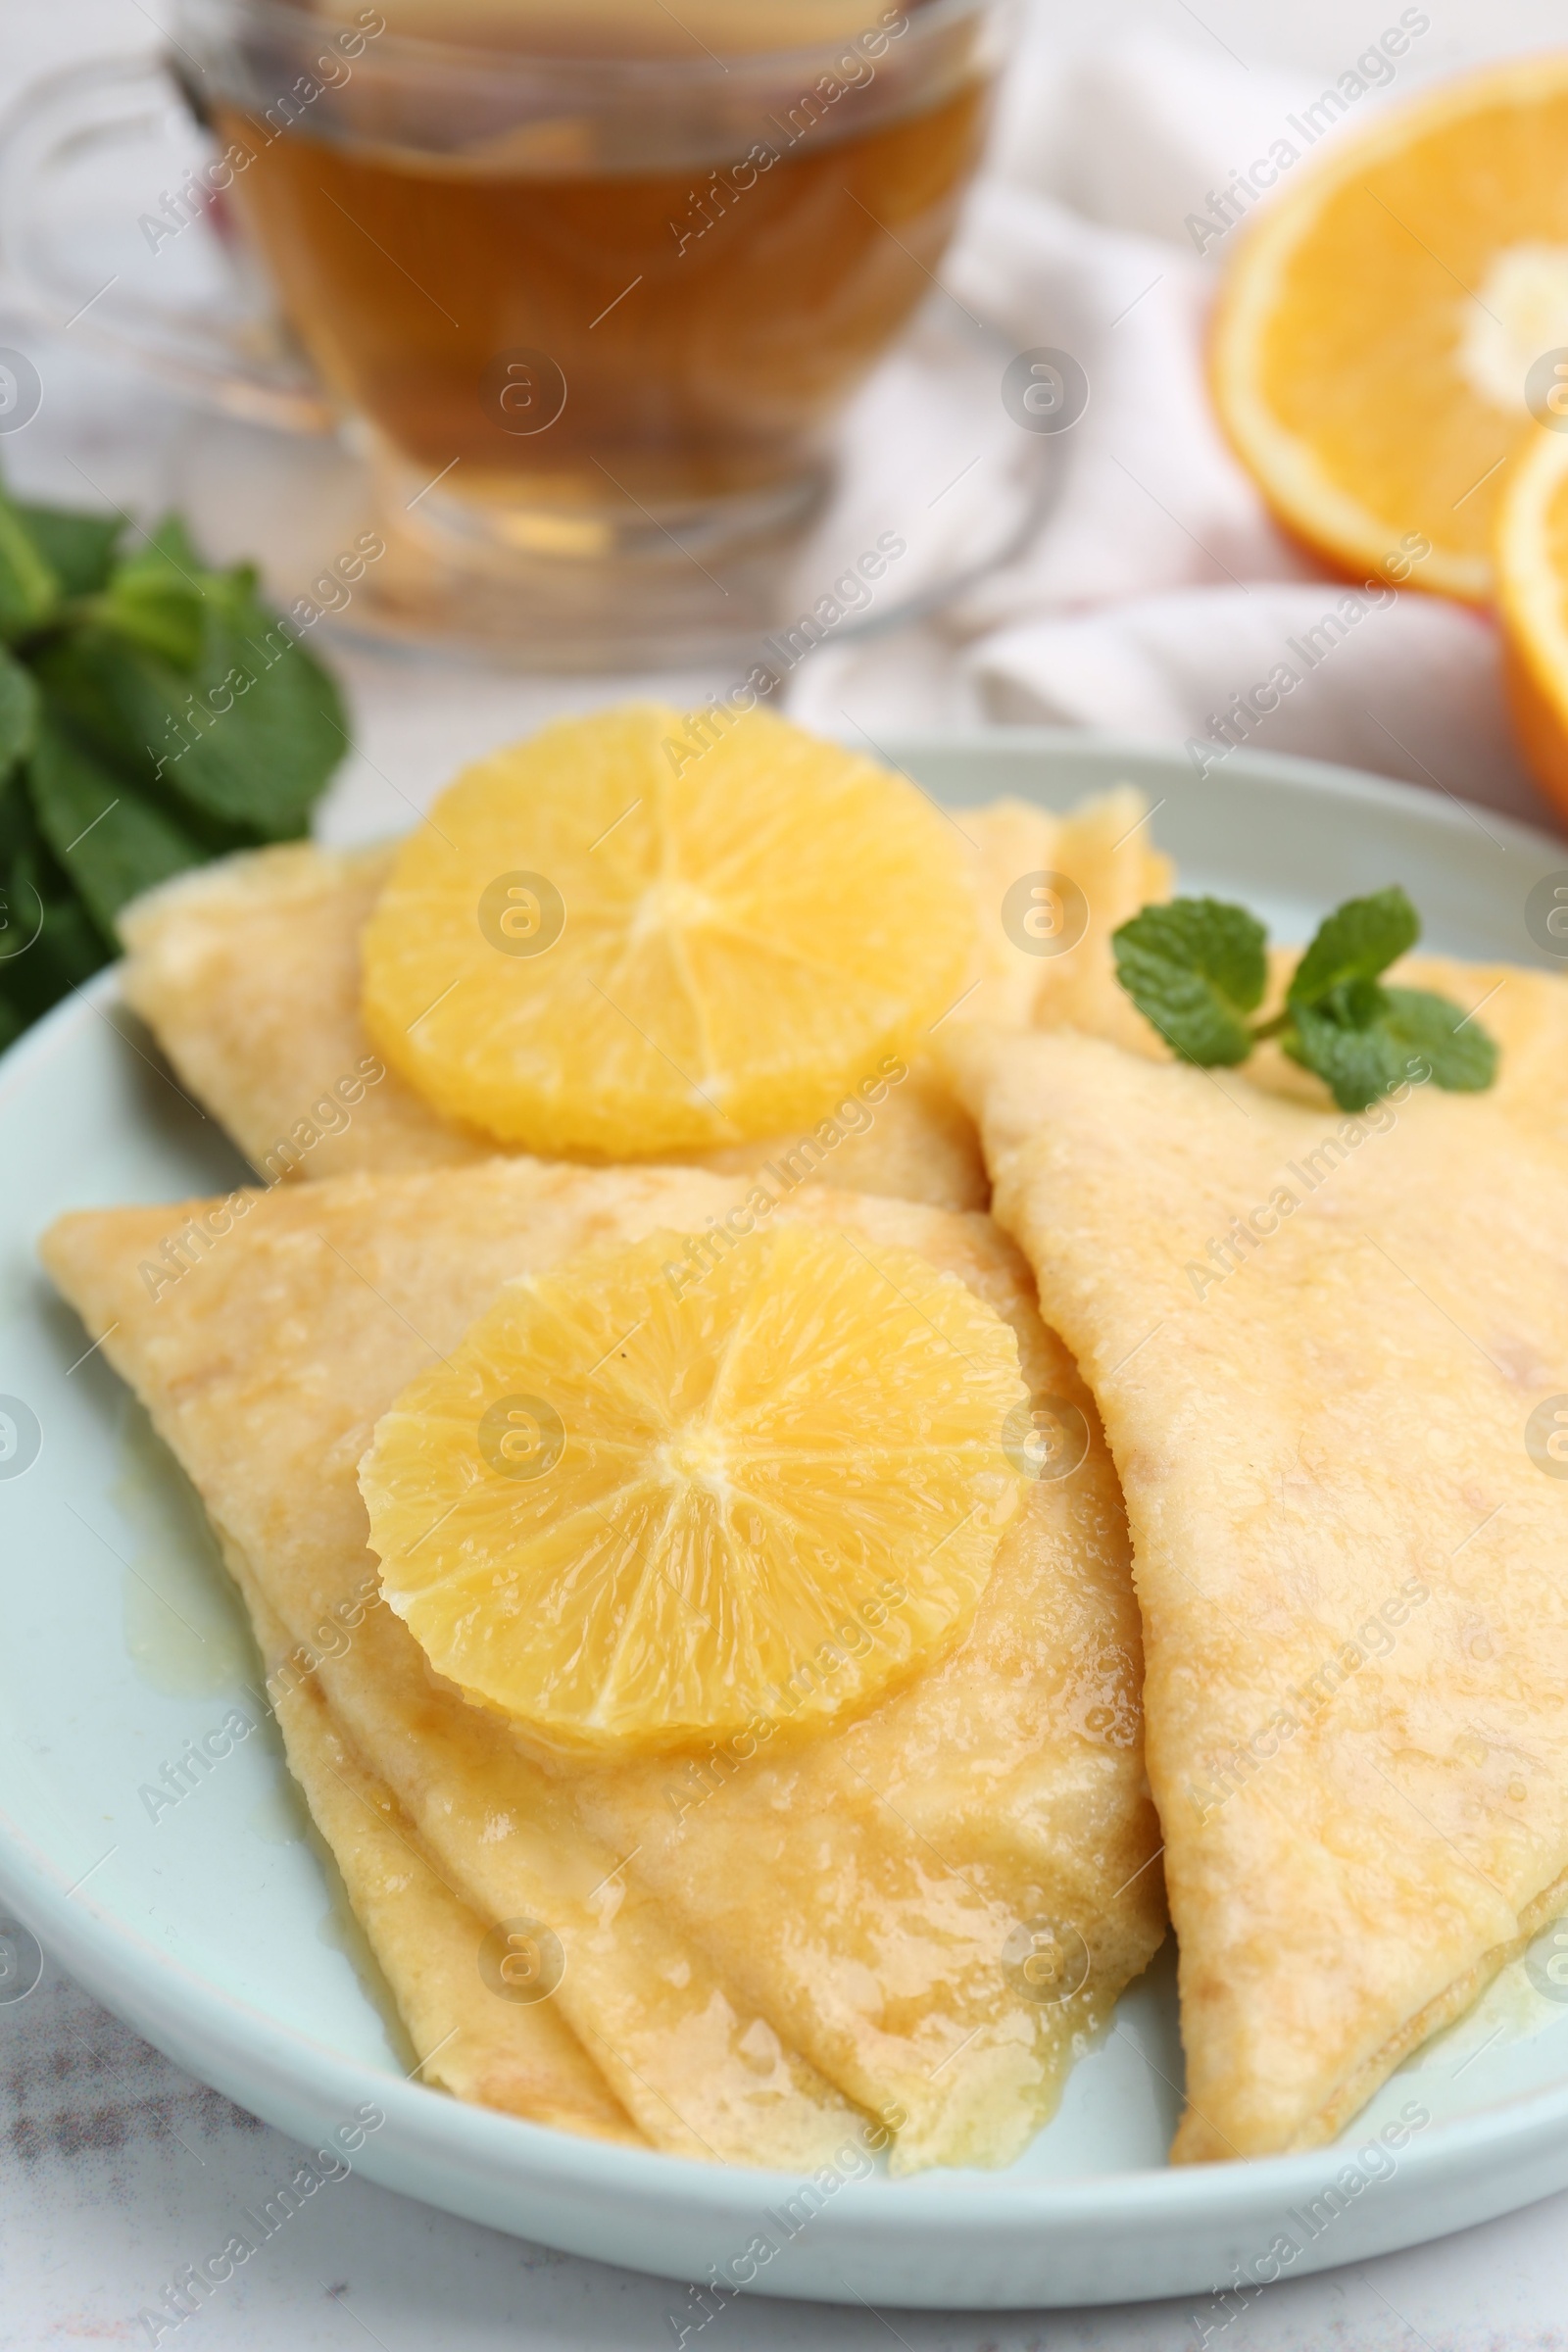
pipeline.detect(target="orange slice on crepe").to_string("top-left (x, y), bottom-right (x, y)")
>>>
top-left (360, 704), bottom-right (975, 1158)
top-left (360, 1223), bottom-right (1026, 1755)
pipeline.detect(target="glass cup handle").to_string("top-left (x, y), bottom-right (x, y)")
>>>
top-left (0, 53), bottom-right (334, 436)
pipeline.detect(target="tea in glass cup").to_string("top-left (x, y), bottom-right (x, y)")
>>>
top-left (195, 0), bottom-right (996, 552)
top-left (172, 0), bottom-right (1007, 643)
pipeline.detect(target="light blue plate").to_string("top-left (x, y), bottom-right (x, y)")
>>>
top-left (3, 729), bottom-right (1568, 2311)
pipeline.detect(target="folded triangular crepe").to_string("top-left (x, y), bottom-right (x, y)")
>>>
top-left (248, 1578), bottom-right (640, 2141)
top-left (115, 791), bottom-right (1168, 1212)
top-left (948, 1017), bottom-right (1568, 2159)
top-left (44, 1159), bottom-right (1163, 2172)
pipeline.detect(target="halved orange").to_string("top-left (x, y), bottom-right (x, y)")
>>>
top-left (1211, 56), bottom-right (1568, 603)
top-left (1497, 421), bottom-right (1568, 819)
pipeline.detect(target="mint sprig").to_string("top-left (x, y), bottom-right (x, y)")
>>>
top-left (0, 469), bottom-right (348, 1048)
top-left (1112, 885), bottom-right (1497, 1111)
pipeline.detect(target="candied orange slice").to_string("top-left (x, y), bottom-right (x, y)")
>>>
top-left (359, 1224), bottom-right (1026, 1755)
top-left (359, 704), bottom-right (975, 1157)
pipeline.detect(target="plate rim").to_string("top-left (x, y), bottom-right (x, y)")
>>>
top-left (877, 719), bottom-right (1567, 858)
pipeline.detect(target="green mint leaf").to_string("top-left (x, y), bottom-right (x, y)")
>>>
top-left (1381, 985), bottom-right (1498, 1093)
top-left (0, 745), bottom-right (41, 869)
top-left (95, 516), bottom-right (208, 668)
top-left (0, 758), bottom-right (56, 997)
top-left (0, 838), bottom-right (108, 1022)
top-left (35, 567), bottom-right (347, 843)
top-left (15, 503), bottom-right (123, 598)
top-left (1287, 885), bottom-right (1419, 1007)
top-left (0, 484), bottom-right (60, 642)
top-left (169, 574), bottom-right (351, 832)
top-left (1281, 977), bottom-right (1497, 1110)
top-left (1111, 897), bottom-right (1268, 1064)
top-left (24, 892), bottom-right (111, 1014)
top-left (0, 490), bottom-right (350, 1054)
top-left (1281, 993), bottom-right (1408, 1111)
top-left (0, 858), bottom-right (36, 984)
top-left (25, 718), bottom-right (205, 940)
top-left (0, 647), bottom-right (37, 782)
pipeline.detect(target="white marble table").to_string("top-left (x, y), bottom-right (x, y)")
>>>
top-left (7, 1949), bottom-right (1568, 2349)
top-left (6, 4), bottom-right (1568, 2347)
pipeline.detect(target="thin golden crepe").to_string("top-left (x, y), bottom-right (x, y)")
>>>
top-left (116, 789), bottom-right (1170, 1213)
top-left (43, 1159), bottom-right (1163, 2173)
top-left (249, 1580), bottom-right (639, 2142)
top-left (947, 1015), bottom-right (1568, 2162)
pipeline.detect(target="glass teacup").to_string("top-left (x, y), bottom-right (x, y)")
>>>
top-left (1, 0), bottom-right (1014, 662)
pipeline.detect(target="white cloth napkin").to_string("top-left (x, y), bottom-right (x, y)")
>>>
top-left (787, 33), bottom-right (1554, 833)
